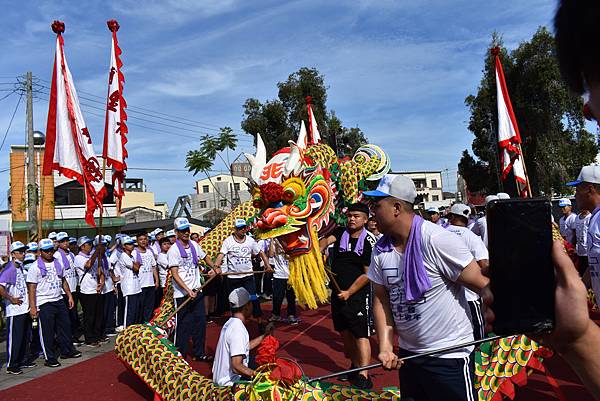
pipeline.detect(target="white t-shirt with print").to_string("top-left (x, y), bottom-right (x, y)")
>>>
top-left (55, 249), bottom-right (78, 293)
top-left (575, 213), bottom-right (592, 257)
top-left (118, 252), bottom-right (142, 297)
top-left (368, 221), bottom-right (475, 358)
top-left (212, 317), bottom-right (250, 386)
top-left (99, 255), bottom-right (115, 294)
top-left (446, 224), bottom-right (489, 302)
top-left (0, 262), bottom-right (30, 317)
top-left (26, 260), bottom-right (64, 306)
top-left (471, 216), bottom-right (488, 247)
top-left (260, 240), bottom-right (290, 279)
top-left (74, 252), bottom-right (99, 295)
top-left (156, 252), bottom-right (169, 288)
top-left (167, 241), bottom-right (206, 298)
top-left (220, 236), bottom-right (260, 279)
top-left (134, 248), bottom-right (157, 289)
top-left (559, 213), bottom-right (577, 245)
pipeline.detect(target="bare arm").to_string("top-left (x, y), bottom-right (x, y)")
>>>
top-left (456, 259), bottom-right (489, 293)
top-left (214, 253), bottom-right (225, 267)
top-left (231, 355), bottom-right (255, 377)
top-left (258, 251), bottom-right (271, 271)
top-left (0, 284), bottom-right (22, 305)
top-left (319, 235), bottom-right (336, 253)
top-left (249, 333), bottom-right (266, 350)
top-left (373, 283), bottom-right (401, 370)
top-left (62, 278), bottom-right (74, 308)
top-left (170, 266), bottom-right (195, 298)
top-left (477, 259), bottom-right (489, 276)
top-left (28, 283), bottom-right (38, 319)
top-left (338, 265), bottom-right (370, 301)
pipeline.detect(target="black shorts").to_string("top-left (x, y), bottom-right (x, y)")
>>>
top-left (331, 292), bottom-right (370, 339)
top-left (202, 275), bottom-right (220, 296)
top-left (468, 299), bottom-right (485, 341)
top-left (577, 255), bottom-right (589, 277)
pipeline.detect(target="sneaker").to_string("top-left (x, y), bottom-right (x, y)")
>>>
top-left (269, 315), bottom-right (282, 322)
top-left (338, 365), bottom-right (357, 382)
top-left (72, 338), bottom-right (84, 346)
top-left (106, 331), bottom-right (117, 337)
top-left (85, 342), bottom-right (101, 348)
top-left (60, 351), bottom-right (82, 359)
top-left (115, 325), bottom-right (125, 333)
top-left (7, 367), bottom-right (23, 375)
top-left (99, 337), bottom-right (110, 343)
top-left (44, 359), bottom-right (61, 368)
top-left (20, 361), bottom-right (37, 369)
top-left (287, 316), bottom-right (300, 325)
top-left (351, 374), bottom-right (373, 390)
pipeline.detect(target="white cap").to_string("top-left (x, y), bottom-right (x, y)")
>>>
top-left (39, 238), bottom-right (55, 251)
top-left (121, 235), bottom-right (135, 245)
top-left (426, 207), bottom-right (439, 214)
top-left (558, 198), bottom-right (572, 207)
top-left (26, 241), bottom-right (38, 251)
top-left (166, 229), bottom-right (176, 237)
top-left (363, 174), bottom-right (417, 204)
top-left (77, 236), bottom-right (93, 248)
top-left (485, 195), bottom-right (499, 205)
top-left (567, 165), bottom-right (600, 186)
top-left (174, 217), bottom-right (191, 231)
top-left (496, 192), bottom-right (510, 200)
top-left (69, 237), bottom-right (77, 244)
top-left (48, 231), bottom-right (57, 240)
top-left (450, 203), bottom-right (470, 218)
top-left (234, 218), bottom-right (247, 229)
top-left (10, 241), bottom-right (27, 253)
top-left (228, 287), bottom-right (257, 308)
top-left (56, 232), bottom-right (69, 242)
top-left (154, 228), bottom-right (164, 235)
top-left (24, 253), bottom-right (36, 263)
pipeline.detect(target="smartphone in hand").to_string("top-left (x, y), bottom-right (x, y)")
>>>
top-left (487, 198), bottom-right (555, 335)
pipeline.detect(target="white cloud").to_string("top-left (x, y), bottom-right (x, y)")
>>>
top-left (111, 0), bottom-right (241, 24)
top-left (148, 67), bottom-right (234, 97)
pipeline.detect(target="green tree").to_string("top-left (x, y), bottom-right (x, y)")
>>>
top-left (241, 67), bottom-right (367, 156)
top-left (460, 28), bottom-right (598, 196)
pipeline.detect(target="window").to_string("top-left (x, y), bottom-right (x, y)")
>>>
top-left (423, 194), bottom-right (429, 202)
top-left (219, 199), bottom-right (227, 207)
top-left (216, 176), bottom-right (222, 181)
top-left (199, 201), bottom-right (207, 209)
top-left (431, 179), bottom-right (438, 189)
top-left (202, 185), bottom-right (209, 193)
top-left (413, 179), bottom-right (426, 189)
top-left (432, 195), bottom-right (439, 201)
top-left (234, 183), bottom-right (240, 191)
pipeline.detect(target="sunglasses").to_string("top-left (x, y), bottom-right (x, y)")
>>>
top-left (41, 248), bottom-right (54, 253)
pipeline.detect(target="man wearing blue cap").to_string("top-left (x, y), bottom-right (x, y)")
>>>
top-left (27, 238), bottom-right (81, 367)
top-left (558, 198), bottom-right (576, 245)
top-left (364, 174), bottom-right (491, 400)
top-left (0, 242), bottom-right (31, 374)
top-left (118, 235), bottom-right (142, 327)
top-left (55, 232), bottom-right (81, 345)
top-left (26, 242), bottom-right (39, 257)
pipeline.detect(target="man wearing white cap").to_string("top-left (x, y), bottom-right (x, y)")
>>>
top-left (27, 238), bottom-right (81, 367)
top-left (212, 287), bottom-right (273, 386)
top-left (471, 194), bottom-right (498, 247)
top-left (26, 242), bottom-right (39, 257)
top-left (558, 198), bottom-right (577, 245)
top-left (133, 232), bottom-right (158, 322)
top-left (151, 228), bottom-right (165, 255)
top-left (0, 242), bottom-right (31, 374)
top-left (118, 235), bottom-right (142, 327)
top-left (54, 232), bottom-right (81, 345)
top-left (567, 165), bottom-right (600, 308)
top-left (446, 203), bottom-right (490, 341)
top-left (215, 219), bottom-right (271, 321)
top-left (48, 232), bottom-right (58, 250)
top-left (364, 174), bottom-right (490, 400)
top-left (574, 208), bottom-right (592, 277)
top-left (168, 217), bottom-right (217, 360)
top-left (426, 207), bottom-right (442, 225)
top-left (166, 229), bottom-right (176, 245)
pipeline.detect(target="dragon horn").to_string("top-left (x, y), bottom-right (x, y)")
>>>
top-left (245, 133), bottom-right (267, 182)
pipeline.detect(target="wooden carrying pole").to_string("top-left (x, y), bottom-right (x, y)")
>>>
top-left (516, 143), bottom-right (533, 198)
top-left (161, 273), bottom-right (219, 327)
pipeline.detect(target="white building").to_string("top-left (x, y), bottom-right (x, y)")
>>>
top-left (191, 174), bottom-right (252, 219)
top-left (396, 170), bottom-right (446, 206)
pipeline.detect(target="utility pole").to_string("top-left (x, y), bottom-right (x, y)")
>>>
top-left (25, 71), bottom-right (38, 241)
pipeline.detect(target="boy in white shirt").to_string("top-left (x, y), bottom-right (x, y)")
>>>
top-left (0, 242), bottom-right (31, 374)
top-left (212, 288), bottom-right (272, 386)
top-left (54, 232), bottom-right (81, 345)
top-left (155, 237), bottom-right (172, 307)
top-left (266, 239), bottom-right (298, 324)
top-left (118, 236), bottom-right (142, 327)
top-left (168, 217), bottom-right (217, 361)
top-left (134, 233), bottom-right (158, 322)
top-left (27, 239), bottom-right (81, 367)
top-left (215, 219), bottom-right (271, 321)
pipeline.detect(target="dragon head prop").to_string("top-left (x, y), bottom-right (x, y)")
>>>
top-left (244, 121), bottom-right (390, 308)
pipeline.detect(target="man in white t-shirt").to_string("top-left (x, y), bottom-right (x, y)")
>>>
top-left (0, 241), bottom-right (31, 374)
top-left (215, 219), bottom-right (271, 321)
top-left (168, 217), bottom-right (218, 360)
top-left (74, 236), bottom-right (105, 347)
top-left (27, 239), bottom-right (81, 367)
top-left (265, 238), bottom-right (298, 324)
top-left (134, 233), bottom-right (158, 322)
top-left (155, 237), bottom-right (172, 307)
top-left (364, 174), bottom-right (490, 401)
top-left (471, 195), bottom-right (499, 247)
top-left (574, 209), bottom-right (592, 277)
top-left (54, 232), bottom-right (81, 345)
top-left (166, 229), bottom-right (176, 244)
top-left (559, 198), bottom-right (577, 245)
top-left (118, 236), bottom-right (142, 327)
top-left (447, 203), bottom-right (490, 341)
top-left (151, 228), bottom-right (165, 255)
top-left (212, 288), bottom-right (273, 386)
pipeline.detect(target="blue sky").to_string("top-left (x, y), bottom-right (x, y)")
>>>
top-left (0, 0), bottom-right (558, 209)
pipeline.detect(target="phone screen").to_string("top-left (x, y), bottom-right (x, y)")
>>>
top-left (487, 198), bottom-right (555, 335)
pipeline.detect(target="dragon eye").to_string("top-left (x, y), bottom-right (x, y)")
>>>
top-left (282, 188), bottom-right (296, 203)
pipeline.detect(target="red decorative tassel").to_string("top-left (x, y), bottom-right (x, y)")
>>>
top-left (305, 95), bottom-right (312, 104)
top-left (107, 19), bottom-right (120, 32)
top-left (51, 20), bottom-right (65, 34)
top-left (490, 46), bottom-right (500, 56)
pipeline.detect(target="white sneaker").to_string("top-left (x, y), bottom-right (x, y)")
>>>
top-left (115, 325), bottom-right (125, 333)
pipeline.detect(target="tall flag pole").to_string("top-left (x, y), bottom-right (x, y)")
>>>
top-left (491, 47), bottom-right (532, 197)
top-left (43, 21), bottom-right (106, 227)
top-left (103, 19), bottom-right (128, 212)
top-left (305, 96), bottom-right (322, 144)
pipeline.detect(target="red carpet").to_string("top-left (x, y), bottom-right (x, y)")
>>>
top-left (0, 305), bottom-right (595, 401)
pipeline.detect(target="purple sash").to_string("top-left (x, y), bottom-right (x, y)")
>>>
top-left (176, 240), bottom-right (198, 266)
top-left (0, 261), bottom-right (17, 286)
top-left (134, 248), bottom-right (143, 265)
top-left (339, 228), bottom-right (368, 256)
top-left (57, 248), bottom-right (71, 271)
top-left (37, 256), bottom-right (64, 278)
top-left (375, 215), bottom-right (431, 301)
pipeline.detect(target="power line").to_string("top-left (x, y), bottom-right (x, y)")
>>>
top-left (0, 94), bottom-right (23, 152)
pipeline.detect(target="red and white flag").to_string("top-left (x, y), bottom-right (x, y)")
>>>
top-left (43, 21), bottom-right (106, 227)
top-left (103, 19), bottom-right (128, 205)
top-left (492, 47), bottom-right (528, 197)
top-left (305, 96), bottom-right (322, 144)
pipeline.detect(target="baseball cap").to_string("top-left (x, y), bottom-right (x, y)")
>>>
top-left (567, 165), bottom-right (600, 186)
top-left (234, 218), bottom-right (247, 229)
top-left (121, 235), bottom-right (135, 245)
top-left (363, 174), bottom-right (417, 203)
top-left (27, 241), bottom-right (38, 251)
top-left (69, 237), bottom-right (77, 244)
top-left (10, 241), bottom-right (27, 253)
top-left (450, 203), bottom-right (470, 218)
top-left (166, 229), bottom-right (175, 237)
top-left (426, 207), bottom-right (439, 214)
top-left (485, 195), bottom-right (499, 205)
top-left (174, 217), bottom-right (191, 231)
top-left (39, 238), bottom-right (55, 251)
top-left (228, 287), bottom-right (258, 308)
top-left (94, 235), bottom-right (108, 246)
top-left (154, 228), bottom-right (164, 235)
top-left (497, 192), bottom-right (510, 200)
top-left (56, 231), bottom-right (69, 242)
top-left (558, 198), bottom-right (572, 207)
top-left (24, 253), bottom-right (36, 264)
top-left (48, 231), bottom-right (57, 240)
top-left (77, 236), bottom-right (93, 248)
